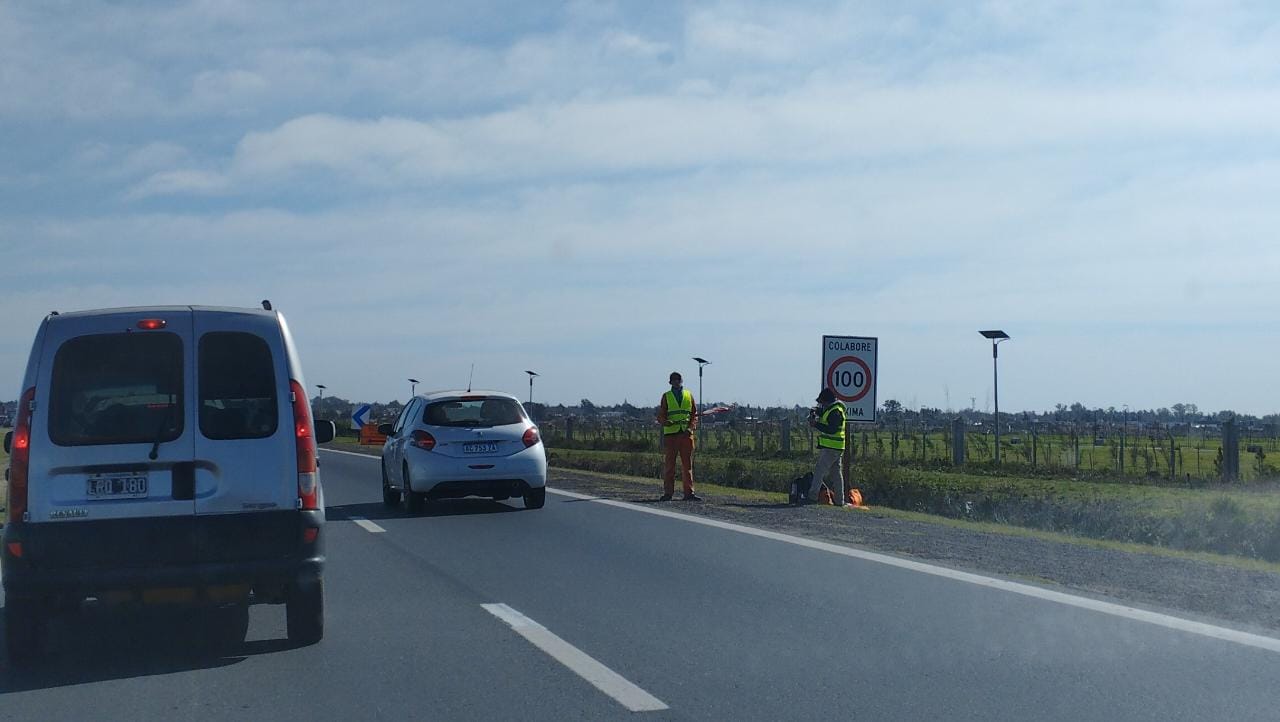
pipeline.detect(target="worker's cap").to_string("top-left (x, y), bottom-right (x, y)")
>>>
top-left (816, 388), bottom-right (836, 404)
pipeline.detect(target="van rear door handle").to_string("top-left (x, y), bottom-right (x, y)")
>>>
top-left (172, 462), bottom-right (195, 500)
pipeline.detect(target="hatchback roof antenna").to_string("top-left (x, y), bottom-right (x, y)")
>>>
top-left (467, 364), bottom-right (475, 393)
top-left (261, 299), bottom-right (273, 311)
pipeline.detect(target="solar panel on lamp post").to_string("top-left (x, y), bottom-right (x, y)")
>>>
top-left (525, 371), bottom-right (539, 420)
top-left (979, 331), bottom-right (1010, 464)
top-left (692, 357), bottom-right (710, 447)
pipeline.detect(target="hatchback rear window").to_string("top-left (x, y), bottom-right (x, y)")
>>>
top-left (423, 398), bottom-right (525, 428)
top-left (49, 332), bottom-right (184, 446)
top-left (199, 332), bottom-right (278, 440)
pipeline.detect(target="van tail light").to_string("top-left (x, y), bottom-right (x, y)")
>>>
top-left (522, 426), bottom-right (540, 448)
top-left (289, 380), bottom-right (319, 510)
top-left (410, 430), bottom-right (436, 451)
top-left (7, 387), bottom-right (35, 524)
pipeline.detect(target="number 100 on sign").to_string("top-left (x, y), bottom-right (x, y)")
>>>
top-left (821, 335), bottom-right (878, 422)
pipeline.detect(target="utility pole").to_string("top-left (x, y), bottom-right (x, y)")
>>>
top-left (693, 357), bottom-right (710, 448)
top-left (979, 331), bottom-right (1010, 464)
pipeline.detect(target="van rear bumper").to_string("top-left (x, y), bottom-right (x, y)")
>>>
top-left (1, 510), bottom-right (324, 603)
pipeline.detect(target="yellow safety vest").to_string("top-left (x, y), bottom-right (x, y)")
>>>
top-left (663, 389), bottom-right (694, 435)
top-left (817, 403), bottom-right (846, 450)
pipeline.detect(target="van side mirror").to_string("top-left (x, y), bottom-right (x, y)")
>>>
top-left (3, 431), bottom-right (10, 454)
top-left (314, 420), bottom-right (336, 444)
top-left (377, 423), bottom-right (394, 436)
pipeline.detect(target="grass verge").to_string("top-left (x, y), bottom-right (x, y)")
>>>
top-left (548, 447), bottom-right (1280, 563)
top-left (550, 463), bottom-right (1280, 576)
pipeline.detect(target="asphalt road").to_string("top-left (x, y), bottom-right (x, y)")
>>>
top-left (3, 447), bottom-right (1280, 720)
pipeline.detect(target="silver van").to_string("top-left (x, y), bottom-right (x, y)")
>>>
top-left (2, 305), bottom-right (335, 662)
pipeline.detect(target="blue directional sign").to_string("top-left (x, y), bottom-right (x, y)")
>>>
top-left (351, 404), bottom-right (371, 429)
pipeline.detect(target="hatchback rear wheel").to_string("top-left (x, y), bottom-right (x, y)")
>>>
top-left (523, 487), bottom-right (546, 510)
top-left (381, 463), bottom-right (400, 508)
top-left (403, 463), bottom-right (424, 514)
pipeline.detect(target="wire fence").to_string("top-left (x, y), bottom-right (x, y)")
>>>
top-left (539, 417), bottom-right (1279, 483)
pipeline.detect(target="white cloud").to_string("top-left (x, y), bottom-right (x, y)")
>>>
top-left (8, 0), bottom-right (1280, 413)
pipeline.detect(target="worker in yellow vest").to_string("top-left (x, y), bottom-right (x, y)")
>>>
top-left (657, 371), bottom-right (701, 501)
top-left (808, 388), bottom-right (850, 507)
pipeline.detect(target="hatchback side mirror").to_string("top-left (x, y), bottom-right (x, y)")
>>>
top-left (3, 431), bottom-right (10, 454)
top-left (377, 423), bottom-right (394, 436)
top-left (314, 420), bottom-right (336, 444)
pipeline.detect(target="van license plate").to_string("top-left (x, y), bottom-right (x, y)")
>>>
top-left (463, 442), bottom-right (499, 454)
top-left (87, 473), bottom-right (149, 499)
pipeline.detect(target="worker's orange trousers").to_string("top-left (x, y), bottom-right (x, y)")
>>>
top-left (663, 432), bottom-right (695, 496)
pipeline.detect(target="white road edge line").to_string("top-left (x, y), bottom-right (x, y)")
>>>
top-left (349, 516), bottom-right (385, 534)
top-left (320, 447), bottom-right (384, 459)
top-left (481, 603), bottom-right (668, 713)
top-left (318, 449), bottom-right (1280, 655)
top-left (545, 488), bottom-right (1280, 655)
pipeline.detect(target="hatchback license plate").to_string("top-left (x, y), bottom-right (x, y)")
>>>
top-left (463, 442), bottom-right (499, 454)
top-left (87, 472), bottom-right (149, 499)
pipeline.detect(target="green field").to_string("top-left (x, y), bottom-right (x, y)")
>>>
top-left (541, 421), bottom-right (1277, 483)
top-left (547, 447), bottom-right (1280, 563)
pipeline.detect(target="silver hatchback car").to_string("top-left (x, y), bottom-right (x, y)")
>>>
top-left (379, 390), bottom-right (547, 513)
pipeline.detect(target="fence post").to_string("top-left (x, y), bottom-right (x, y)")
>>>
top-left (1031, 424), bottom-right (1038, 469)
top-left (566, 417), bottom-right (575, 444)
top-left (951, 417), bottom-right (966, 466)
top-left (781, 418), bottom-right (791, 454)
top-left (1223, 418), bottom-right (1240, 481)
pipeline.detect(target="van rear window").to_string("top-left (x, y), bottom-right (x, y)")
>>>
top-left (49, 333), bottom-right (184, 446)
top-left (199, 332), bottom-right (278, 440)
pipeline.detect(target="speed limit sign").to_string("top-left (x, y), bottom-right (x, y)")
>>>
top-left (821, 335), bottom-right (878, 422)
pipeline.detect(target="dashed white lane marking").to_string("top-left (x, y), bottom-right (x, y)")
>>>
top-left (349, 516), bottom-right (385, 534)
top-left (481, 603), bottom-right (668, 712)
top-left (318, 449), bottom-right (1280, 656)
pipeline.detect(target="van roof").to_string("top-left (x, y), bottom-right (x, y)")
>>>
top-left (47, 305), bottom-right (277, 321)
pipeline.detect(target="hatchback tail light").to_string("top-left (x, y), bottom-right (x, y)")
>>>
top-left (289, 380), bottom-right (319, 510)
top-left (411, 430), bottom-right (436, 451)
top-left (7, 387), bottom-right (35, 524)
top-left (522, 426), bottom-right (541, 448)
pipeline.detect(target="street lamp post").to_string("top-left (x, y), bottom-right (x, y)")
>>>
top-left (692, 357), bottom-right (710, 447)
top-left (525, 371), bottom-right (539, 420)
top-left (979, 331), bottom-right (1011, 464)
top-left (407, 378), bottom-right (419, 398)
top-left (315, 384), bottom-right (326, 409)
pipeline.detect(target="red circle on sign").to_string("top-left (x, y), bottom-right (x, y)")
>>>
top-left (826, 356), bottom-right (872, 402)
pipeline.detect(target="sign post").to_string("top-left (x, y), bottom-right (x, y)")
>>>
top-left (822, 336), bottom-right (878, 505)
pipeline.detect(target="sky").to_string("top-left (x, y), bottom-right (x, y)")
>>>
top-left (2, 1), bottom-right (1280, 414)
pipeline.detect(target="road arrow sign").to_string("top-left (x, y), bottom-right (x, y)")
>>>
top-left (351, 404), bottom-right (371, 429)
